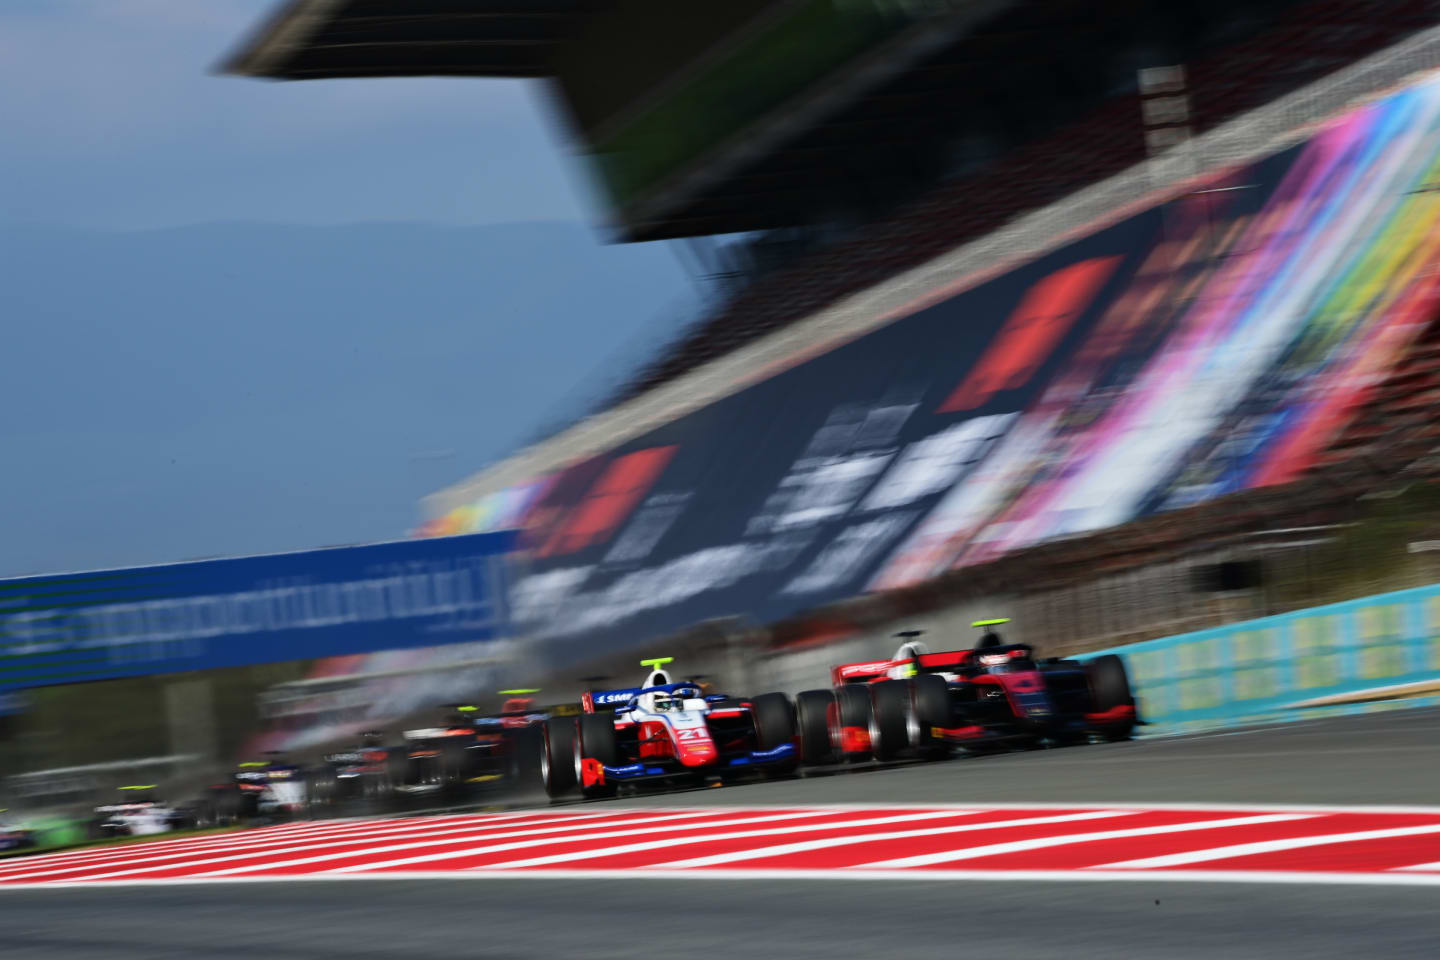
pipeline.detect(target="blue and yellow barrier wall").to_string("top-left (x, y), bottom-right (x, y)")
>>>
top-left (1084, 583), bottom-right (1440, 736)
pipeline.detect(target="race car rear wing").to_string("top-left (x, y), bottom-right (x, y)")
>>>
top-left (918, 650), bottom-right (971, 670)
top-left (831, 660), bottom-right (894, 684)
top-left (583, 683), bottom-right (709, 713)
top-left (584, 687), bottom-right (643, 712)
top-left (473, 700), bottom-right (582, 723)
top-left (831, 650), bottom-right (973, 685)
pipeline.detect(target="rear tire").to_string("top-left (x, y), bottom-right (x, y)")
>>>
top-left (387, 747), bottom-right (414, 798)
top-left (1086, 654), bottom-right (1137, 742)
top-left (213, 787), bottom-right (243, 825)
top-left (541, 717), bottom-right (579, 798)
top-left (833, 684), bottom-right (874, 762)
top-left (912, 674), bottom-right (952, 761)
top-left (306, 768), bottom-right (337, 813)
top-left (578, 713), bottom-right (618, 798)
top-left (870, 680), bottom-right (916, 762)
top-left (441, 738), bottom-right (471, 790)
top-left (795, 689), bottom-right (837, 765)
top-left (751, 692), bottom-right (798, 775)
top-left (507, 724), bottom-right (543, 786)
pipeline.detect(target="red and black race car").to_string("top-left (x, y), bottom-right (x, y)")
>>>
top-left (794, 621), bottom-right (1137, 764)
top-left (393, 692), bottom-right (554, 795)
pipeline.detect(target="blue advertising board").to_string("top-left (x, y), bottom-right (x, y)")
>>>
top-left (1084, 583), bottom-right (1440, 736)
top-left (0, 531), bottom-right (516, 692)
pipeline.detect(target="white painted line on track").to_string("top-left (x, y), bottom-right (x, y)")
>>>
top-left (1391, 860), bottom-right (1440, 871)
top-left (469, 810), bottom-right (1001, 870)
top-left (325, 808), bottom-right (913, 875)
top-left (656, 810), bottom-right (1135, 870)
top-left (6, 868), bottom-right (1440, 889)
top-left (492, 801), bottom-right (1440, 815)
top-left (1095, 823), bottom-right (1440, 869)
top-left (855, 813), bottom-right (1317, 868)
top-left (65, 810), bottom-right (738, 882)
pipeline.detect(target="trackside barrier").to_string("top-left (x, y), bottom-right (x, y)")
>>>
top-left (1080, 583), bottom-right (1440, 736)
top-left (0, 531), bottom-right (516, 693)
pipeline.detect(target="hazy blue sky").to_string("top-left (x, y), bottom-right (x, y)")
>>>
top-left (0, 0), bottom-right (591, 228)
top-left (0, 1), bottom-right (695, 577)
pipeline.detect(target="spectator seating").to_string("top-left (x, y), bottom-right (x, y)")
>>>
top-left (616, 0), bottom-right (1438, 405)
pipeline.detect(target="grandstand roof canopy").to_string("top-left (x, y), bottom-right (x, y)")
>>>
top-left (224, 0), bottom-right (1037, 240)
top-left (223, 0), bottom-right (592, 79)
top-left (225, 0), bottom-right (1299, 242)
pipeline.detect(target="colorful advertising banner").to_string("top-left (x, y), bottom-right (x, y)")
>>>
top-left (0, 531), bottom-right (515, 692)
top-left (429, 73), bottom-right (1440, 656)
top-left (1084, 583), bottom-right (1440, 735)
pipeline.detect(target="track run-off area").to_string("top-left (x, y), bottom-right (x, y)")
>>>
top-left (4, 708), bottom-right (1440, 889)
top-left (4, 710), bottom-right (1438, 960)
top-left (5, 803), bottom-right (1440, 888)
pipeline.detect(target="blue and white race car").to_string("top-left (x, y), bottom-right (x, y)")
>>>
top-left (0, 813), bottom-right (36, 852)
top-left (539, 658), bottom-right (798, 799)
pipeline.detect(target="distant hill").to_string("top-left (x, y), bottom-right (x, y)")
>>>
top-left (0, 220), bottom-right (695, 576)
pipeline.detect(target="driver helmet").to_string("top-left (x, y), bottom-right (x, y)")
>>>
top-left (977, 633), bottom-right (1019, 671)
top-left (971, 618), bottom-right (1011, 668)
top-left (976, 631), bottom-right (1004, 650)
top-left (651, 692), bottom-right (679, 713)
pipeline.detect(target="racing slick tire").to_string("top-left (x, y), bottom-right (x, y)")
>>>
top-left (870, 680), bottom-right (918, 762)
top-left (209, 786), bottom-right (247, 825)
top-left (578, 713), bottom-right (618, 799)
top-left (541, 717), bottom-right (580, 798)
top-left (795, 689), bottom-right (838, 765)
top-left (1086, 654), bottom-right (1137, 742)
top-left (508, 723), bottom-right (545, 787)
top-left (751, 692), bottom-right (799, 776)
top-left (387, 746), bottom-right (414, 798)
top-left (441, 737), bottom-right (471, 790)
top-left (833, 684), bottom-right (875, 762)
top-left (305, 768), bottom-right (338, 813)
top-left (912, 673), bottom-right (952, 761)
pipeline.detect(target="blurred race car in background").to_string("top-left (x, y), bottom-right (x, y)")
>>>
top-left (0, 812), bottom-right (36, 852)
top-left (90, 785), bottom-right (196, 839)
top-left (202, 755), bottom-right (308, 824)
top-left (392, 691), bottom-right (556, 795)
top-left (306, 731), bottom-right (393, 808)
top-left (795, 621), bottom-right (1137, 764)
top-left (539, 658), bottom-right (797, 799)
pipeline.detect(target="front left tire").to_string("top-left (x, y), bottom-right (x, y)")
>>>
top-left (541, 716), bottom-right (580, 798)
top-left (750, 692), bottom-right (799, 776)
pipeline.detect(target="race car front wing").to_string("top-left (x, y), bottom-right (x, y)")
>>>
top-left (582, 743), bottom-right (796, 787)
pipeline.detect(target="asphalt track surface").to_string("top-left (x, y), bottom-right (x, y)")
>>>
top-left (575, 705), bottom-right (1440, 809)
top-left (3, 708), bottom-right (1437, 960)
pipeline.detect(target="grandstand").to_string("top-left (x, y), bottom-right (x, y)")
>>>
top-left (621, 0), bottom-right (1440, 403)
top-left (231, 0), bottom-right (1440, 663)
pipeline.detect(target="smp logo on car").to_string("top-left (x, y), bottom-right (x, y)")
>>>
top-left (750, 744), bottom-right (796, 760)
top-left (602, 763), bottom-right (646, 777)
